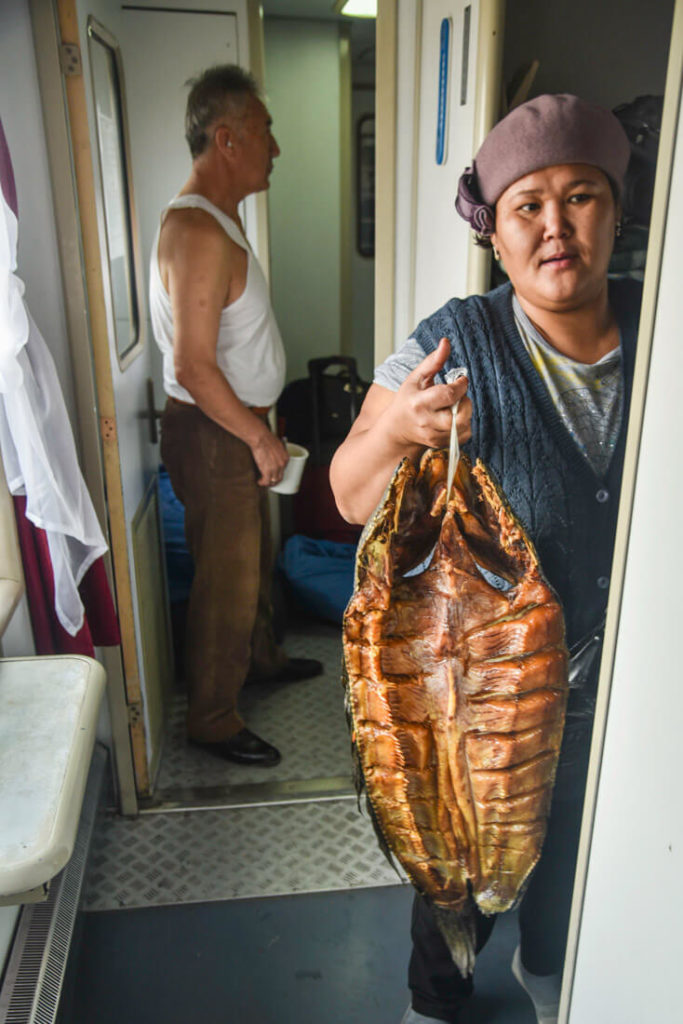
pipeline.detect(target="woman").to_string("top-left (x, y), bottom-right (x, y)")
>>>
top-left (330, 94), bottom-right (640, 1024)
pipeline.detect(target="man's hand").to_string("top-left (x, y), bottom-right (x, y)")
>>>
top-left (250, 428), bottom-right (289, 487)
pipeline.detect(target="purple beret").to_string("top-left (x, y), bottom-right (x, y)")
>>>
top-left (455, 94), bottom-right (631, 236)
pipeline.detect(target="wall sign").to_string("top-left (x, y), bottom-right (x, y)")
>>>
top-left (356, 114), bottom-right (375, 258)
top-left (436, 17), bottom-right (452, 165)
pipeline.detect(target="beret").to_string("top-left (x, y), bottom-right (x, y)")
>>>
top-left (456, 94), bottom-right (631, 235)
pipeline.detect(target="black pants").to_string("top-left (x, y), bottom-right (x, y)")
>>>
top-left (408, 794), bottom-right (585, 1022)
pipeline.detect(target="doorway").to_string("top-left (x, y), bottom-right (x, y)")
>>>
top-left (150, 4), bottom-right (378, 814)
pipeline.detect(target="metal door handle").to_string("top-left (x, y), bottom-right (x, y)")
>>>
top-left (138, 378), bottom-right (163, 444)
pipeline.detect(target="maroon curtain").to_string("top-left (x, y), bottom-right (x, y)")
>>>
top-left (13, 496), bottom-right (120, 655)
top-left (1, 116), bottom-right (120, 655)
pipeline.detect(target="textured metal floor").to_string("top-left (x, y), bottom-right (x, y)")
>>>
top-left (153, 622), bottom-right (352, 797)
top-left (83, 799), bottom-right (407, 911)
top-left (83, 621), bottom-right (409, 912)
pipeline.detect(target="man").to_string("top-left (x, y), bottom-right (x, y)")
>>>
top-left (150, 65), bottom-right (321, 768)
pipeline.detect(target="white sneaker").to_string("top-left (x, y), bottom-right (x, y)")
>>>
top-left (400, 1007), bottom-right (445, 1024)
top-left (511, 945), bottom-right (561, 1024)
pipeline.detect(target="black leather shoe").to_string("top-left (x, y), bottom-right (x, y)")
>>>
top-left (247, 657), bottom-right (324, 685)
top-left (189, 728), bottom-right (281, 767)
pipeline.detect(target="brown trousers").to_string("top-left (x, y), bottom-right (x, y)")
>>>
top-left (160, 399), bottom-right (286, 742)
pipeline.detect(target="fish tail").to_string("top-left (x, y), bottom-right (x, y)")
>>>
top-left (430, 900), bottom-right (478, 978)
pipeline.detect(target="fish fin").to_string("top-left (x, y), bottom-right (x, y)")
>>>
top-left (449, 456), bottom-right (539, 583)
top-left (354, 453), bottom-right (446, 592)
top-left (351, 728), bottom-right (365, 805)
top-left (341, 654), bottom-right (365, 804)
top-left (354, 458), bottom-right (416, 591)
top-left (471, 459), bottom-right (541, 578)
top-left (429, 900), bottom-right (479, 978)
top-left (363, 794), bottom-right (404, 881)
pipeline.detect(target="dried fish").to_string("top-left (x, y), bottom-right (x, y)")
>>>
top-left (343, 450), bottom-right (568, 973)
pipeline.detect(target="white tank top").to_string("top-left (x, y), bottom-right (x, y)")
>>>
top-left (149, 194), bottom-right (286, 407)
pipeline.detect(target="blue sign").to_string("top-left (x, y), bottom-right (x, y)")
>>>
top-left (436, 18), bottom-right (451, 165)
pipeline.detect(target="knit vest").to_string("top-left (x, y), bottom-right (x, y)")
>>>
top-left (412, 279), bottom-right (642, 648)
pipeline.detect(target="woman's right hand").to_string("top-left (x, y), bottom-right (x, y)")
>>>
top-left (382, 338), bottom-right (472, 452)
top-left (330, 338), bottom-right (472, 524)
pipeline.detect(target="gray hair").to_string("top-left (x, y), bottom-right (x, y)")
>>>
top-left (185, 64), bottom-right (260, 158)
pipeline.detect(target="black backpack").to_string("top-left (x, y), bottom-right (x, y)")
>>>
top-left (613, 94), bottom-right (663, 228)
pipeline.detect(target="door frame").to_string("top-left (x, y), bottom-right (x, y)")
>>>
top-left (374, 0), bottom-right (398, 367)
top-left (29, 0), bottom-right (140, 814)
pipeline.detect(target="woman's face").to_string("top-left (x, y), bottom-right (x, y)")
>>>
top-left (490, 163), bottom-right (619, 314)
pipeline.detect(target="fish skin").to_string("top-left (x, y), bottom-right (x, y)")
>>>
top-left (343, 450), bottom-right (569, 974)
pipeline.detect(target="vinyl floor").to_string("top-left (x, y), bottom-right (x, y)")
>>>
top-left (59, 887), bottom-right (536, 1024)
top-left (60, 617), bottom-right (536, 1023)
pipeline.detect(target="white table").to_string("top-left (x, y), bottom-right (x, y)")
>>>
top-left (0, 656), bottom-right (105, 903)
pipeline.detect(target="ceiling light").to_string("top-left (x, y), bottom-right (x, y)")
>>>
top-left (333, 0), bottom-right (377, 17)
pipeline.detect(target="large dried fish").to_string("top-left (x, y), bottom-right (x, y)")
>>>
top-left (343, 450), bottom-right (568, 974)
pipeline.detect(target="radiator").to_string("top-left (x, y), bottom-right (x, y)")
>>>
top-left (0, 744), bottom-right (107, 1023)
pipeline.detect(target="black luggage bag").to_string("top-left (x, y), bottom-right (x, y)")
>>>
top-left (277, 356), bottom-right (369, 544)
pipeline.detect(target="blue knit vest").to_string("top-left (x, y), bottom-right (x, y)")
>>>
top-left (412, 279), bottom-right (642, 647)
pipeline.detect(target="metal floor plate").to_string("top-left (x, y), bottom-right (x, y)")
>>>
top-left (84, 621), bottom-right (409, 911)
top-left (152, 623), bottom-right (353, 798)
top-left (83, 799), bottom-right (407, 911)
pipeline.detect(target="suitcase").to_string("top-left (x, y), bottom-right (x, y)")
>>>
top-left (277, 356), bottom-right (369, 544)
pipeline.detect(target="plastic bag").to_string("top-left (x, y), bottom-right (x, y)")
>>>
top-left (554, 617), bottom-right (605, 800)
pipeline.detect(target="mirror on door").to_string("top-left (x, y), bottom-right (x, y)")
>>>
top-left (87, 16), bottom-right (145, 367)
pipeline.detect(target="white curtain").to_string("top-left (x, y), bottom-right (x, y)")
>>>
top-left (0, 188), bottom-right (108, 635)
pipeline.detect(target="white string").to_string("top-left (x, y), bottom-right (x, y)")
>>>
top-left (444, 366), bottom-right (468, 498)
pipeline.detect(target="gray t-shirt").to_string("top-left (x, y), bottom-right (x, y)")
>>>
top-left (374, 338), bottom-right (426, 391)
top-left (512, 295), bottom-right (623, 477)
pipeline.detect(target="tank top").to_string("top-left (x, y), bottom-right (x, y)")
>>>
top-left (149, 194), bottom-right (286, 407)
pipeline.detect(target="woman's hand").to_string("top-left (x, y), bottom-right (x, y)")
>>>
top-left (330, 338), bottom-right (472, 524)
top-left (382, 338), bottom-right (472, 452)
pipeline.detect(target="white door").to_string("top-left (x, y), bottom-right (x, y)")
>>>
top-left (60, 0), bottom-right (259, 798)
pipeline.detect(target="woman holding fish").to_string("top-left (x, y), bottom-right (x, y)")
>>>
top-left (331, 94), bottom-right (641, 1024)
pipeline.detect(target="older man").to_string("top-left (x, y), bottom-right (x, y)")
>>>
top-left (150, 65), bottom-right (321, 767)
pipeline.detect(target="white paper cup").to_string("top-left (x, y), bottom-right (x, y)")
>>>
top-left (269, 442), bottom-right (309, 495)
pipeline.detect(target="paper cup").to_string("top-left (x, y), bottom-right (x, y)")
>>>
top-left (269, 442), bottom-right (309, 495)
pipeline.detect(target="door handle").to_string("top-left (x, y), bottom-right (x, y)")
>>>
top-left (139, 377), bottom-right (163, 444)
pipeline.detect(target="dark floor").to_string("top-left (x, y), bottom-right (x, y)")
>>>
top-left (58, 886), bottom-right (535, 1024)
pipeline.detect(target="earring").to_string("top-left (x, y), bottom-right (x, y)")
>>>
top-left (492, 244), bottom-right (501, 261)
top-left (615, 221), bottom-right (623, 238)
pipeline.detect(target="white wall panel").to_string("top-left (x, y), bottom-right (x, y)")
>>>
top-left (264, 18), bottom-right (342, 383)
top-left (120, 7), bottom-right (242, 283)
top-left (118, 4), bottom-right (245, 401)
top-left (413, 1), bottom-right (479, 327)
top-left (393, 1), bottom-right (503, 351)
top-left (0, 0), bottom-right (76, 429)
